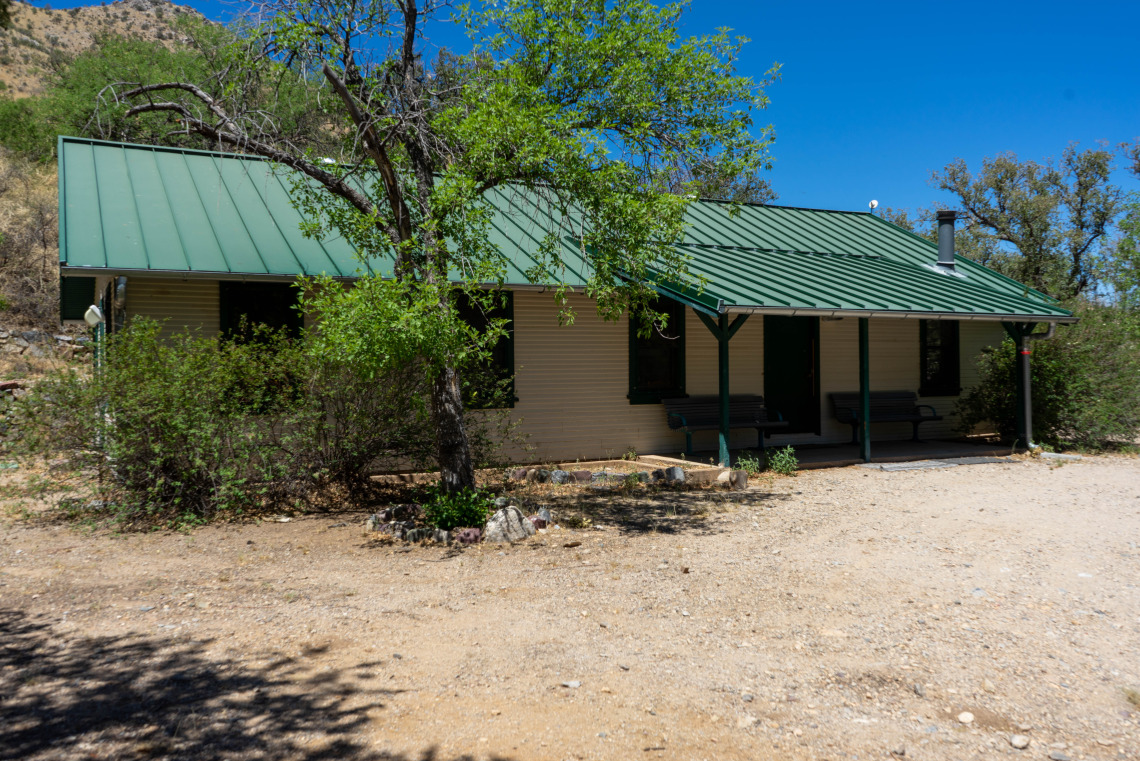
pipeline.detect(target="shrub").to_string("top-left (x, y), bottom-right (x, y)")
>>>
top-left (423, 486), bottom-right (494, 531)
top-left (767, 445), bottom-right (798, 476)
top-left (12, 305), bottom-right (520, 526)
top-left (734, 451), bottom-right (763, 476)
top-left (956, 304), bottom-right (1140, 449)
top-left (13, 319), bottom-right (299, 526)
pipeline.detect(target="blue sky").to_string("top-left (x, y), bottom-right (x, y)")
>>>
top-left (54, 0), bottom-right (1140, 215)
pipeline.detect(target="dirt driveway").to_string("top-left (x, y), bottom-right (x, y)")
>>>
top-left (2, 455), bottom-right (1139, 761)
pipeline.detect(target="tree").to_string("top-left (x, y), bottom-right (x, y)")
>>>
top-left (668, 162), bottom-right (777, 204)
top-left (111, 0), bottom-right (776, 492)
top-left (1100, 140), bottom-right (1140, 310)
top-left (932, 145), bottom-right (1124, 300)
top-left (0, 0), bottom-right (11, 30)
top-left (0, 21), bottom-right (330, 162)
top-left (880, 205), bottom-right (1001, 266)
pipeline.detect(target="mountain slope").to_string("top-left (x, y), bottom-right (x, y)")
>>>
top-left (0, 0), bottom-right (205, 98)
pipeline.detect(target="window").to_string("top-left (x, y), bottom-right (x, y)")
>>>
top-left (628, 297), bottom-right (686, 404)
top-left (456, 290), bottom-right (514, 409)
top-left (920, 319), bottom-right (960, 396)
top-left (219, 281), bottom-right (303, 340)
top-left (60, 276), bottom-right (95, 321)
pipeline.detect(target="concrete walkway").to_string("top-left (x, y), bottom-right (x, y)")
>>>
top-left (676, 439), bottom-right (1016, 470)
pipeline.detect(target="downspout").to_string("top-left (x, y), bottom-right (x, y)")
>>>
top-left (1009, 322), bottom-right (1058, 450)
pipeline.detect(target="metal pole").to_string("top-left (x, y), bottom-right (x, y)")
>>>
top-left (718, 313), bottom-right (730, 467)
top-left (1018, 334), bottom-right (1033, 449)
top-left (859, 317), bottom-right (871, 463)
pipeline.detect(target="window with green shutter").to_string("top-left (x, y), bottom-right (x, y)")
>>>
top-left (628, 298), bottom-right (686, 404)
top-left (456, 290), bottom-right (515, 409)
top-left (60, 276), bottom-right (96, 321)
top-left (919, 319), bottom-right (961, 397)
top-left (219, 281), bottom-right (303, 340)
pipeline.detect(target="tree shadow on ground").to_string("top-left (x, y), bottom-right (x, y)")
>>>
top-left (0, 609), bottom-right (514, 761)
top-left (533, 485), bottom-right (794, 536)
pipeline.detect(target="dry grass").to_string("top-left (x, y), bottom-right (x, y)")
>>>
top-left (0, 152), bottom-right (59, 332)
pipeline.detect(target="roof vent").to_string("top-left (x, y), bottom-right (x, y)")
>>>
top-left (936, 210), bottom-right (957, 270)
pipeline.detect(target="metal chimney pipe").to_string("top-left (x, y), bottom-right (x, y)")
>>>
top-left (936, 210), bottom-right (956, 269)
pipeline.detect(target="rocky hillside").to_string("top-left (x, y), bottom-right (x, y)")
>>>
top-left (0, 0), bottom-right (204, 97)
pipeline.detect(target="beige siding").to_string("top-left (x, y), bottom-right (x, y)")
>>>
top-left (120, 279), bottom-right (1009, 461)
top-left (126, 278), bottom-right (220, 338)
top-left (505, 294), bottom-right (773, 462)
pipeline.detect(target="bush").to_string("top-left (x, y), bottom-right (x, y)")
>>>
top-left (13, 319), bottom-right (299, 526)
top-left (734, 451), bottom-right (763, 476)
top-left (423, 486), bottom-right (494, 531)
top-left (12, 308), bottom-right (519, 526)
top-left (956, 303), bottom-right (1140, 449)
top-left (767, 446), bottom-right (798, 476)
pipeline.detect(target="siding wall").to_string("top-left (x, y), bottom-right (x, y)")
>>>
top-left (127, 278), bottom-right (221, 338)
top-left (123, 279), bottom-right (1007, 462)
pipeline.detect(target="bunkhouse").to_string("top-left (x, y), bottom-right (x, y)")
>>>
top-left (56, 137), bottom-right (1075, 465)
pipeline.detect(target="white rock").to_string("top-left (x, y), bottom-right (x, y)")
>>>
top-left (483, 506), bottom-right (536, 543)
top-left (957, 711), bottom-right (974, 724)
top-left (1009, 734), bottom-right (1030, 749)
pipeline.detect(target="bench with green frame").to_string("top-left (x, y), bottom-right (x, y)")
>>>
top-left (663, 395), bottom-right (789, 456)
top-left (829, 390), bottom-right (943, 444)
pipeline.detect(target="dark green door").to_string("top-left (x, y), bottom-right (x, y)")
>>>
top-left (763, 316), bottom-right (821, 435)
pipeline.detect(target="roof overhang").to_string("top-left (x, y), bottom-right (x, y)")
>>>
top-left (722, 304), bottom-right (1079, 324)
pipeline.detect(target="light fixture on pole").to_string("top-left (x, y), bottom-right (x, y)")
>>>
top-left (84, 304), bottom-right (105, 327)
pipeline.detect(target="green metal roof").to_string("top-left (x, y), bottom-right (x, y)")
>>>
top-left (59, 136), bottom-right (1074, 323)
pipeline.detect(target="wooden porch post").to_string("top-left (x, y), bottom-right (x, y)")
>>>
top-left (859, 317), bottom-right (871, 463)
top-left (698, 311), bottom-right (750, 467)
top-left (717, 314), bottom-right (731, 467)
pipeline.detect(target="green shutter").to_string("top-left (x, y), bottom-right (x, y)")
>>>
top-left (60, 276), bottom-right (96, 321)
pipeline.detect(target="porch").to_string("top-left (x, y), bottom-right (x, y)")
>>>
top-left (675, 437), bottom-right (1013, 471)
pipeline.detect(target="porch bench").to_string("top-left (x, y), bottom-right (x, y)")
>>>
top-left (663, 395), bottom-right (789, 456)
top-left (829, 391), bottom-right (942, 444)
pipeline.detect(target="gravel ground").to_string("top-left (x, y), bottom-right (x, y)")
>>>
top-left (1, 454), bottom-right (1139, 761)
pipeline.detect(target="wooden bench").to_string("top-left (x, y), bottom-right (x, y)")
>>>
top-left (829, 391), bottom-right (943, 444)
top-left (663, 395), bottom-right (790, 455)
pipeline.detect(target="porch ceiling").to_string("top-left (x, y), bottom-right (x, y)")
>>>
top-left (58, 136), bottom-right (1073, 323)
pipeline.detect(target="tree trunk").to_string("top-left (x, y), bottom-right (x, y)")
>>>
top-left (431, 363), bottom-right (476, 493)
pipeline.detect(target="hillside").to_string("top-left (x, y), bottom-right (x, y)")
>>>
top-left (0, 0), bottom-right (205, 98)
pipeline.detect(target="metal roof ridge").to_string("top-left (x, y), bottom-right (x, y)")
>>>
top-left (694, 196), bottom-right (876, 216)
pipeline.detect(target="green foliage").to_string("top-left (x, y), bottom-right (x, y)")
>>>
top-left (766, 445), bottom-right (798, 476)
top-left (734, 451), bottom-right (763, 476)
top-left (423, 485), bottom-right (494, 531)
top-left (1104, 196), bottom-right (1140, 310)
top-left (108, 0), bottom-right (777, 491)
top-left (956, 304), bottom-right (1140, 449)
top-left (0, 21), bottom-right (331, 161)
top-left (932, 145), bottom-right (1124, 301)
top-left (11, 305), bottom-right (515, 527)
top-left (297, 276), bottom-right (519, 471)
top-left (14, 319), bottom-right (298, 526)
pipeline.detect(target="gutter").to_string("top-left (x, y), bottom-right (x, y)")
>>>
top-left (721, 304), bottom-right (1078, 324)
top-left (60, 266), bottom-right (1077, 324)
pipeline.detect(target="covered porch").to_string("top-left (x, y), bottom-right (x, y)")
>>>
top-left (665, 210), bottom-right (1075, 466)
top-left (675, 437), bottom-right (1012, 471)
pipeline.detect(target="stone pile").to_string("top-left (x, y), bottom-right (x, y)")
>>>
top-left (0, 330), bottom-right (89, 359)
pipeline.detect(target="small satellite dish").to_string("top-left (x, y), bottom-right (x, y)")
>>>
top-left (869, 199), bottom-right (879, 210)
top-left (84, 305), bottom-right (105, 327)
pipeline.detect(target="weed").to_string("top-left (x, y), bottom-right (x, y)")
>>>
top-left (767, 446), bottom-right (798, 476)
top-left (734, 451), bottom-right (763, 476)
top-left (1125, 687), bottom-right (1140, 709)
top-left (423, 485), bottom-right (494, 530)
top-left (622, 446), bottom-right (638, 461)
top-left (561, 513), bottom-right (593, 529)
